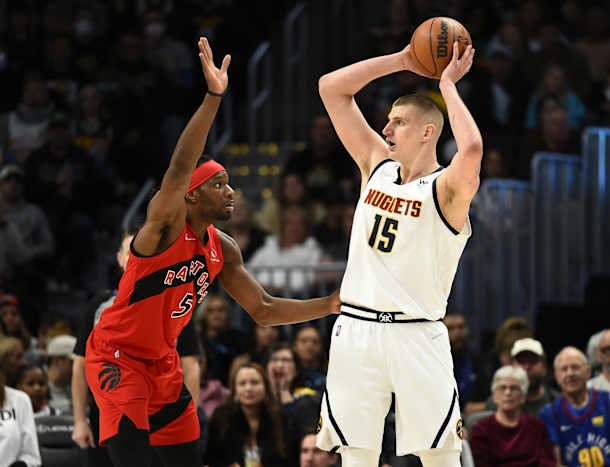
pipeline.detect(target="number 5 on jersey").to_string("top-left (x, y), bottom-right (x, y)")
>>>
top-left (368, 214), bottom-right (399, 253)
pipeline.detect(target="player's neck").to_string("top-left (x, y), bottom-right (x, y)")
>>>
top-left (186, 212), bottom-right (212, 240)
top-left (398, 156), bottom-right (441, 184)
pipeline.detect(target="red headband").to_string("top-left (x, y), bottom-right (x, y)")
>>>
top-left (187, 160), bottom-right (227, 192)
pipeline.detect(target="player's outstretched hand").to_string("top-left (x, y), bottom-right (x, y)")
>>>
top-left (198, 37), bottom-right (231, 95)
top-left (440, 42), bottom-right (474, 85)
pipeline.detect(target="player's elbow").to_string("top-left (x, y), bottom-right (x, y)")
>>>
top-left (462, 140), bottom-right (483, 160)
top-left (248, 296), bottom-right (274, 327)
top-left (318, 73), bottom-right (340, 100)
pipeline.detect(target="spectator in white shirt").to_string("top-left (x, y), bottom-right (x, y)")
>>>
top-left (247, 206), bottom-right (324, 297)
top-left (0, 355), bottom-right (41, 467)
top-left (588, 329), bottom-right (610, 391)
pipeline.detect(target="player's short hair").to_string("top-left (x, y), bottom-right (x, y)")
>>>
top-left (392, 94), bottom-right (444, 136)
top-left (491, 365), bottom-right (529, 394)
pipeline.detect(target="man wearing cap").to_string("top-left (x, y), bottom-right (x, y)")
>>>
top-left (588, 329), bottom-right (610, 391)
top-left (484, 337), bottom-right (560, 416)
top-left (46, 333), bottom-right (77, 414)
top-left (84, 38), bottom-right (339, 467)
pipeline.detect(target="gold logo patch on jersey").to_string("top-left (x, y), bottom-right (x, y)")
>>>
top-left (592, 415), bottom-right (604, 426)
top-left (316, 415), bottom-right (323, 433)
top-left (456, 417), bottom-right (464, 440)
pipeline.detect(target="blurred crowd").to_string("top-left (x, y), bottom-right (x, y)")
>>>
top-left (1, 0), bottom-right (609, 466)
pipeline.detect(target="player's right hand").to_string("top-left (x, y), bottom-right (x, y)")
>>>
top-left (72, 419), bottom-right (96, 448)
top-left (198, 37), bottom-right (231, 95)
top-left (398, 44), bottom-right (430, 78)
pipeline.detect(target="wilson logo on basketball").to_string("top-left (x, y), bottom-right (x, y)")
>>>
top-left (98, 362), bottom-right (122, 392)
top-left (436, 21), bottom-right (449, 58)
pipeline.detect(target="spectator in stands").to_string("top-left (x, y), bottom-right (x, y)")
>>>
top-left (196, 294), bottom-right (246, 385)
top-left (465, 317), bottom-right (533, 414)
top-left (293, 325), bottom-right (326, 391)
top-left (586, 328), bottom-right (607, 375)
top-left (255, 171), bottom-right (322, 237)
top-left (248, 205), bottom-right (325, 297)
top-left (0, 294), bottom-right (33, 353)
top-left (44, 34), bottom-right (79, 109)
top-left (45, 334), bottom-right (75, 414)
top-left (574, 6), bottom-right (610, 86)
top-left (0, 336), bottom-right (25, 387)
top-left (518, 105), bottom-right (580, 179)
top-left (24, 110), bottom-right (111, 288)
top-left (0, 200), bottom-right (29, 291)
top-left (74, 84), bottom-right (115, 164)
top-left (0, 164), bottom-right (54, 324)
top-left (525, 63), bottom-right (587, 130)
top-left (15, 364), bottom-right (59, 417)
top-left (222, 194), bottom-right (266, 263)
top-left (283, 114), bottom-right (354, 202)
top-left (0, 73), bottom-right (52, 165)
top-left (0, 360), bottom-right (42, 467)
top-left (484, 338), bottom-right (560, 416)
top-left (0, 164), bottom-right (54, 264)
top-left (140, 8), bottom-right (194, 88)
top-left (443, 312), bottom-right (486, 409)
top-left (25, 311), bottom-right (72, 367)
top-left (539, 346), bottom-right (610, 466)
top-left (206, 362), bottom-right (289, 467)
top-left (198, 346), bottom-right (229, 419)
top-left (229, 323), bottom-right (283, 379)
top-left (588, 329), bottom-right (610, 391)
top-left (470, 365), bottom-right (555, 466)
top-left (299, 431), bottom-right (339, 467)
top-left (264, 342), bottom-right (316, 413)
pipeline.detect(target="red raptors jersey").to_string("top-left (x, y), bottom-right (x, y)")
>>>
top-left (92, 223), bottom-right (224, 359)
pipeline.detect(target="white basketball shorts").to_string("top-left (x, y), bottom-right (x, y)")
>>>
top-left (316, 305), bottom-right (464, 456)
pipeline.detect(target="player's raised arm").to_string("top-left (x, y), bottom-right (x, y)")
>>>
top-left (318, 45), bottom-right (424, 180)
top-left (436, 42), bottom-right (483, 231)
top-left (217, 231), bottom-right (340, 325)
top-left (135, 37), bottom-right (231, 255)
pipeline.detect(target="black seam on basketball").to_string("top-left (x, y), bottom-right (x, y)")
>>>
top-left (411, 37), bottom-right (432, 76)
top-left (429, 18), bottom-right (438, 76)
top-left (431, 389), bottom-right (457, 448)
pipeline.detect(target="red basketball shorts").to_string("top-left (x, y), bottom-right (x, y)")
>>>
top-left (84, 331), bottom-right (199, 446)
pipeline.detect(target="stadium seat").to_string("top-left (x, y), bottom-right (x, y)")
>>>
top-left (35, 415), bottom-right (84, 467)
top-left (464, 410), bottom-right (493, 433)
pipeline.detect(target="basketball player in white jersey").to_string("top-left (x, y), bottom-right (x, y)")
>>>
top-left (315, 42), bottom-right (480, 467)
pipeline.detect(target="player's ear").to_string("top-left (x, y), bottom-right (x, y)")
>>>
top-left (422, 123), bottom-right (436, 141)
top-left (185, 189), bottom-right (199, 204)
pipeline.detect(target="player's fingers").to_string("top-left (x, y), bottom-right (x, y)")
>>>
top-left (221, 54), bottom-right (231, 72)
top-left (202, 37), bottom-right (213, 63)
top-left (452, 41), bottom-right (460, 62)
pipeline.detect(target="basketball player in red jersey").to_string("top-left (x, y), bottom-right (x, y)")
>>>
top-left (84, 37), bottom-right (340, 467)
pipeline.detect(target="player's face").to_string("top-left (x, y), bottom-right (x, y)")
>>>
top-left (0, 304), bottom-right (21, 333)
top-left (235, 367), bottom-right (266, 407)
top-left (300, 434), bottom-right (335, 467)
top-left (198, 172), bottom-right (235, 221)
top-left (268, 349), bottom-right (296, 381)
top-left (493, 377), bottom-right (524, 412)
top-left (554, 351), bottom-right (590, 396)
top-left (17, 368), bottom-right (48, 411)
top-left (382, 104), bottom-right (426, 156)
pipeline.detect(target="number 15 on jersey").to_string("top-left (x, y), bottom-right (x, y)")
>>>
top-left (368, 214), bottom-right (399, 253)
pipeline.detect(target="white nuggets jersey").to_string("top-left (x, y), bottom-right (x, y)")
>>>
top-left (340, 159), bottom-right (471, 320)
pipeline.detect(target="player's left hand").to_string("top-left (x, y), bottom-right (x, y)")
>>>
top-left (330, 289), bottom-right (341, 314)
top-left (440, 42), bottom-right (474, 85)
top-left (198, 37), bottom-right (230, 95)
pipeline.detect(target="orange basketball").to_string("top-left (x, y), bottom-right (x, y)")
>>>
top-left (410, 17), bottom-right (472, 79)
